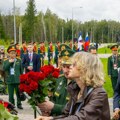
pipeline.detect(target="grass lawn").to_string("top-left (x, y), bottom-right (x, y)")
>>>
top-left (98, 47), bottom-right (111, 54)
top-left (101, 58), bottom-right (113, 98)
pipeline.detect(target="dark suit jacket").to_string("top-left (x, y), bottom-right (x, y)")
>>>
top-left (113, 71), bottom-right (120, 109)
top-left (22, 53), bottom-right (40, 73)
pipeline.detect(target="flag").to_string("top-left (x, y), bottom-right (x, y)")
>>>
top-left (78, 32), bottom-right (83, 51)
top-left (84, 32), bottom-right (90, 51)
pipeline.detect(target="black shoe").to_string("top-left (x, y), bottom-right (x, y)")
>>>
top-left (17, 105), bottom-right (23, 109)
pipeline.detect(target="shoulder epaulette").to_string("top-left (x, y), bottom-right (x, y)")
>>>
top-left (4, 58), bottom-right (8, 61)
top-left (16, 57), bottom-right (21, 60)
top-left (58, 74), bottom-right (64, 77)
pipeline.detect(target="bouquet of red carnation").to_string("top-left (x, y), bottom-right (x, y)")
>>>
top-left (40, 65), bottom-right (60, 93)
top-left (19, 65), bottom-right (60, 107)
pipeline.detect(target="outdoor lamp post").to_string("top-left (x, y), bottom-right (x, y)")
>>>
top-left (72, 7), bottom-right (82, 49)
top-left (13, 0), bottom-right (16, 44)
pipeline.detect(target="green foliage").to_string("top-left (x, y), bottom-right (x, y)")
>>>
top-left (0, 104), bottom-right (18, 120)
top-left (0, 13), bottom-right (6, 39)
top-left (97, 47), bottom-right (111, 54)
top-left (23, 0), bottom-right (37, 41)
top-left (101, 58), bottom-right (113, 98)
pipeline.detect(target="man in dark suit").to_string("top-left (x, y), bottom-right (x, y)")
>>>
top-left (113, 71), bottom-right (120, 120)
top-left (22, 42), bottom-right (40, 73)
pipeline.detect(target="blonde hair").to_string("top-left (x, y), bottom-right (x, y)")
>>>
top-left (71, 52), bottom-right (105, 88)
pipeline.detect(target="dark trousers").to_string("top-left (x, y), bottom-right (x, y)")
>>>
top-left (8, 84), bottom-right (21, 106)
top-left (111, 76), bottom-right (118, 92)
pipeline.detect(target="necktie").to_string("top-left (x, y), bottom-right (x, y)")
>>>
top-left (29, 53), bottom-right (32, 61)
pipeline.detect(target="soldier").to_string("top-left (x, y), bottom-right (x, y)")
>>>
top-left (33, 42), bottom-right (38, 53)
top-left (38, 42), bottom-right (44, 67)
top-left (42, 41), bottom-right (46, 57)
top-left (48, 42), bottom-right (53, 65)
top-left (108, 44), bottom-right (120, 91)
top-left (54, 42), bottom-right (61, 67)
top-left (89, 45), bottom-right (97, 55)
top-left (73, 40), bottom-right (78, 52)
top-left (38, 46), bottom-right (75, 116)
top-left (20, 41), bottom-right (27, 59)
top-left (0, 46), bottom-right (7, 94)
top-left (15, 43), bottom-right (21, 58)
top-left (69, 40), bottom-right (73, 49)
top-left (3, 45), bottom-right (23, 109)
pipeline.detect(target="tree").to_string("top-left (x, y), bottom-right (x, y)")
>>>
top-left (0, 13), bottom-right (6, 39)
top-left (23, 0), bottom-right (37, 41)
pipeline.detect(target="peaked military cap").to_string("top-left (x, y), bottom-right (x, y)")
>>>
top-left (7, 45), bottom-right (16, 53)
top-left (110, 44), bottom-right (118, 51)
top-left (89, 45), bottom-right (96, 51)
top-left (60, 44), bottom-right (71, 52)
top-left (60, 49), bottom-right (75, 64)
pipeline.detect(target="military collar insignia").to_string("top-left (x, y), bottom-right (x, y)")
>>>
top-left (61, 46), bottom-right (65, 51)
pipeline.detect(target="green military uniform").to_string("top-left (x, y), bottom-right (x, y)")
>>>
top-left (54, 43), bottom-right (60, 67)
top-left (48, 42), bottom-right (53, 65)
top-left (38, 47), bottom-right (44, 67)
top-left (20, 42), bottom-right (27, 59)
top-left (3, 46), bottom-right (23, 108)
top-left (51, 74), bottom-right (69, 115)
top-left (108, 44), bottom-right (120, 91)
top-left (73, 44), bottom-right (78, 52)
top-left (50, 45), bottom-right (75, 115)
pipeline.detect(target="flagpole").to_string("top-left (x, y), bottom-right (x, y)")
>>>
top-left (13, 0), bottom-right (16, 44)
top-left (72, 7), bottom-right (82, 49)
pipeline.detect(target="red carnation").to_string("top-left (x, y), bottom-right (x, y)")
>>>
top-left (52, 71), bottom-right (59, 78)
top-left (29, 81), bottom-right (38, 91)
top-left (24, 85), bottom-right (32, 94)
top-left (54, 68), bottom-right (60, 73)
top-left (19, 84), bottom-right (27, 92)
top-left (20, 74), bottom-right (28, 83)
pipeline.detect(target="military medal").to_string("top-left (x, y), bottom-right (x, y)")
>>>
top-left (113, 64), bottom-right (117, 70)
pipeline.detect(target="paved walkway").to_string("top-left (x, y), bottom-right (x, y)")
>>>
top-left (0, 95), bottom-right (113, 120)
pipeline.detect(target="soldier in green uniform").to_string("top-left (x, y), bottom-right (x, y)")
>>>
top-left (20, 41), bottom-right (27, 59)
top-left (48, 42), bottom-right (53, 65)
top-left (54, 42), bottom-right (60, 67)
top-left (73, 40), bottom-right (78, 52)
top-left (38, 46), bottom-right (75, 116)
top-left (108, 44), bottom-right (120, 91)
top-left (38, 42), bottom-right (44, 67)
top-left (3, 45), bottom-right (23, 109)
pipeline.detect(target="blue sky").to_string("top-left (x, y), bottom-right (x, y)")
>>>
top-left (0, 0), bottom-right (120, 22)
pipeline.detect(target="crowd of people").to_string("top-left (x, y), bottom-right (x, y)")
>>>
top-left (1, 41), bottom-right (120, 120)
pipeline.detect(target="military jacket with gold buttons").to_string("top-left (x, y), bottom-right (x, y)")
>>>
top-left (3, 58), bottom-right (23, 84)
top-left (51, 74), bottom-right (69, 115)
top-left (108, 54), bottom-right (120, 77)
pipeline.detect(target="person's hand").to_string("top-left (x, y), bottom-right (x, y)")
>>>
top-left (38, 100), bottom-right (54, 114)
top-left (27, 66), bottom-right (33, 70)
top-left (113, 109), bottom-right (120, 120)
top-left (34, 116), bottom-right (53, 120)
top-left (9, 59), bottom-right (14, 63)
